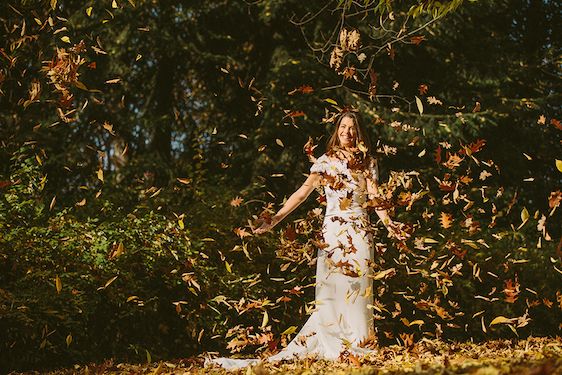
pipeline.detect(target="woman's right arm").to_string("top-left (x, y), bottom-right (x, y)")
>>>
top-left (253, 172), bottom-right (321, 234)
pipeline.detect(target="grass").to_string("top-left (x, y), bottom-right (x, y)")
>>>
top-left (11, 336), bottom-right (562, 374)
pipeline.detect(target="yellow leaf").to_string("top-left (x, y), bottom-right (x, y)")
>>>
top-left (409, 319), bottom-right (424, 327)
top-left (55, 275), bottom-right (62, 293)
top-left (177, 178), bottom-right (191, 185)
top-left (113, 242), bottom-right (125, 258)
top-left (66, 334), bottom-right (72, 347)
top-left (261, 311), bottom-right (269, 329)
top-left (275, 138), bottom-right (284, 147)
top-left (520, 207), bottom-right (529, 223)
top-left (556, 159), bottom-right (562, 173)
top-left (112, 0), bottom-right (118, 8)
top-left (415, 96), bottom-right (424, 115)
top-left (490, 316), bottom-right (513, 325)
top-left (50, 0), bottom-right (57, 10)
top-left (74, 81), bottom-right (87, 90)
top-left (60, 36), bottom-right (71, 44)
top-left (178, 217), bottom-right (184, 229)
top-left (98, 276), bottom-right (118, 290)
top-left (225, 261), bottom-right (232, 273)
top-left (35, 154), bottom-right (42, 165)
top-left (373, 268), bottom-right (395, 280)
top-left (324, 98), bottom-right (338, 105)
top-left (75, 198), bottom-right (86, 207)
top-left (281, 326), bottom-right (297, 335)
top-left (423, 237), bottom-right (439, 244)
top-left (49, 196), bottom-right (56, 211)
top-left (417, 149), bottom-right (426, 157)
top-left (97, 168), bottom-right (104, 182)
top-left (34, 18), bottom-right (42, 25)
top-left (86, 6), bottom-right (93, 16)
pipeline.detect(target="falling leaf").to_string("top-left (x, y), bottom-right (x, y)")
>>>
top-left (112, 0), bottom-right (118, 8)
top-left (410, 35), bottom-right (426, 45)
top-left (176, 178), bottom-right (191, 185)
top-left (275, 138), bottom-right (284, 147)
top-left (49, 196), bottom-right (56, 210)
top-left (556, 159), bottom-right (562, 173)
top-left (66, 334), bottom-right (72, 347)
top-left (230, 196), bottom-right (243, 207)
top-left (60, 36), bottom-right (71, 44)
top-left (281, 326), bottom-right (298, 335)
top-left (288, 85), bottom-right (314, 95)
top-left (490, 316), bottom-right (514, 325)
top-left (418, 84), bottom-right (429, 95)
top-left (520, 207), bottom-right (529, 223)
top-left (234, 227), bottom-right (251, 238)
top-left (537, 115), bottom-right (546, 125)
top-left (97, 168), bottom-right (104, 182)
top-left (55, 275), bottom-right (62, 293)
top-left (415, 96), bottom-right (423, 115)
top-left (97, 275), bottom-right (118, 290)
top-left (102, 122), bottom-right (115, 135)
top-left (86, 7), bottom-right (93, 16)
top-left (261, 311), bottom-right (269, 329)
top-left (439, 212), bottom-right (453, 229)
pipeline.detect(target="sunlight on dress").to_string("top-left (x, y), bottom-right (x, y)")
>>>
top-left (205, 153), bottom-right (380, 370)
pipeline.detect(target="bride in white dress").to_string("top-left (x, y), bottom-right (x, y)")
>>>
top-left (206, 112), bottom-right (404, 369)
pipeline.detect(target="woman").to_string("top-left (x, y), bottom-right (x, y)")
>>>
top-left (207, 112), bottom-right (404, 369)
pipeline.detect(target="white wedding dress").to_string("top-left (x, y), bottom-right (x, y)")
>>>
top-left (206, 153), bottom-right (379, 369)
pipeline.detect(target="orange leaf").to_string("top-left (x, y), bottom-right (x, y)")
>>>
top-left (230, 196), bottom-right (243, 207)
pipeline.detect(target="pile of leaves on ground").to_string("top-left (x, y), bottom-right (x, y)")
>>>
top-left (11, 336), bottom-right (561, 374)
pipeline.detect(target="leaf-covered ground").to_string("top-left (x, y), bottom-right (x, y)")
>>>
top-left (14, 336), bottom-right (561, 374)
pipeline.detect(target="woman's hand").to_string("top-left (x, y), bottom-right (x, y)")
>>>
top-left (253, 216), bottom-right (278, 235)
top-left (253, 220), bottom-right (274, 235)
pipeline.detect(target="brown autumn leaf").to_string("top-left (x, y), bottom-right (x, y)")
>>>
top-left (233, 227), bottom-right (252, 238)
top-left (439, 212), bottom-right (453, 229)
top-left (284, 225), bottom-right (297, 241)
top-left (442, 153), bottom-right (464, 169)
top-left (418, 84), bottom-right (429, 95)
top-left (176, 177), bottom-right (191, 185)
top-left (230, 196), bottom-right (243, 207)
top-left (288, 85), bottom-right (314, 95)
top-left (503, 277), bottom-right (520, 303)
top-left (427, 96), bottom-right (443, 105)
top-left (550, 118), bottom-right (562, 130)
top-left (434, 146), bottom-right (442, 164)
top-left (410, 35), bottom-right (426, 45)
top-left (548, 190), bottom-right (561, 209)
top-left (102, 121), bottom-right (115, 135)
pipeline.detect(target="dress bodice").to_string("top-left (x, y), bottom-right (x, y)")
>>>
top-left (310, 153), bottom-right (379, 217)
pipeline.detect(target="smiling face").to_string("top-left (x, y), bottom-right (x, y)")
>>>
top-left (337, 116), bottom-right (356, 147)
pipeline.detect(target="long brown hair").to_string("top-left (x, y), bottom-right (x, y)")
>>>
top-left (326, 112), bottom-right (372, 154)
